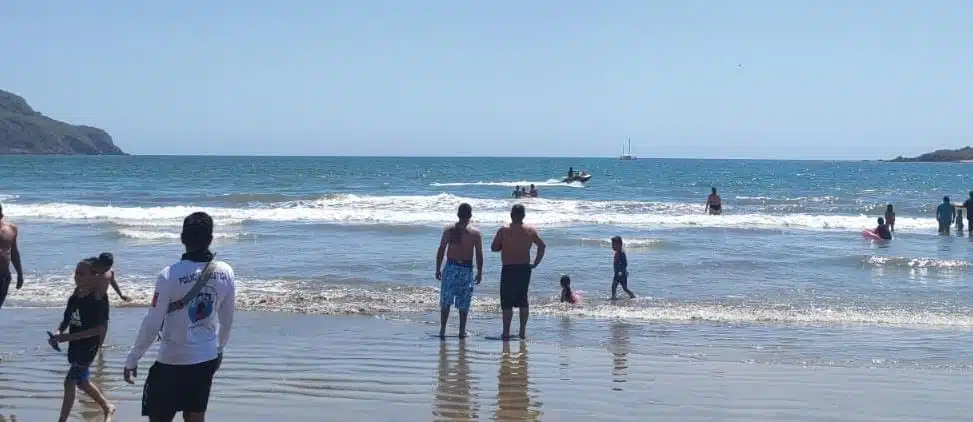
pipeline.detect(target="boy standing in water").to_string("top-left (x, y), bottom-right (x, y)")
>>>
top-left (97, 252), bottom-right (131, 302)
top-left (611, 236), bottom-right (636, 300)
top-left (93, 252), bottom-right (129, 356)
top-left (50, 258), bottom-right (115, 421)
top-left (884, 204), bottom-right (896, 232)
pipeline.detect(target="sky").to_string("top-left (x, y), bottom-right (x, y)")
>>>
top-left (1, 1), bottom-right (971, 159)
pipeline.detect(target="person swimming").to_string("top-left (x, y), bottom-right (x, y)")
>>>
top-left (874, 217), bottom-right (893, 240)
top-left (512, 186), bottom-right (522, 199)
top-left (559, 275), bottom-right (580, 304)
top-left (528, 184), bottom-right (538, 198)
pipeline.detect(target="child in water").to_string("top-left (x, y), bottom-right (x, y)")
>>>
top-left (560, 275), bottom-right (581, 304)
top-left (49, 258), bottom-right (115, 422)
top-left (884, 204), bottom-right (896, 232)
top-left (611, 236), bottom-right (636, 300)
top-left (957, 208), bottom-right (965, 232)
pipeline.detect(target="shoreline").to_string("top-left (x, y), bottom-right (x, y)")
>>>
top-left (3, 308), bottom-right (973, 421)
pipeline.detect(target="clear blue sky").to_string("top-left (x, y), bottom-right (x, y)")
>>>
top-left (2, 1), bottom-right (971, 159)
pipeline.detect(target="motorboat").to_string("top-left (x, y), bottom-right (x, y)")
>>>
top-left (562, 171), bottom-right (592, 183)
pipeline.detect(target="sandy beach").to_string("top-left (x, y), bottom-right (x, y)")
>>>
top-left (1, 307), bottom-right (971, 421)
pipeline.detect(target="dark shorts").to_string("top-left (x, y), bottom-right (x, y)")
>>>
top-left (709, 205), bottom-right (722, 214)
top-left (500, 264), bottom-right (532, 309)
top-left (142, 357), bottom-right (221, 418)
top-left (938, 220), bottom-right (952, 231)
top-left (613, 273), bottom-right (629, 287)
top-left (66, 362), bottom-right (91, 385)
top-left (0, 272), bottom-right (10, 310)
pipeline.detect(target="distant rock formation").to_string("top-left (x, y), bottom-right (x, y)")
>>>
top-left (0, 89), bottom-right (125, 155)
top-left (886, 147), bottom-right (973, 163)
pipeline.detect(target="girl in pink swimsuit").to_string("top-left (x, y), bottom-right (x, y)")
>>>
top-left (560, 275), bottom-right (581, 304)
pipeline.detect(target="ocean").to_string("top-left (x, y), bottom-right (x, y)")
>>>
top-left (2, 155), bottom-right (973, 420)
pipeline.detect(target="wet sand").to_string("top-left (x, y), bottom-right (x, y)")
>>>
top-left (2, 308), bottom-right (973, 421)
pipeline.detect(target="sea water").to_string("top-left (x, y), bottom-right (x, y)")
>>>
top-left (2, 156), bottom-right (973, 372)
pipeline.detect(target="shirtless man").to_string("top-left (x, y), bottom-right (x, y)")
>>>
top-left (0, 203), bottom-right (25, 310)
top-left (490, 204), bottom-right (545, 340)
top-left (435, 203), bottom-right (483, 339)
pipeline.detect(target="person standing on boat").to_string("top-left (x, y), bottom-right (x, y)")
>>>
top-left (705, 188), bottom-right (723, 215)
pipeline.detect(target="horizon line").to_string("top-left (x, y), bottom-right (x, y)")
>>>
top-left (12, 153), bottom-right (906, 162)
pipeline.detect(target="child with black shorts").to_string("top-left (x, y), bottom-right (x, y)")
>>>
top-left (611, 236), bottom-right (636, 300)
top-left (49, 258), bottom-right (114, 422)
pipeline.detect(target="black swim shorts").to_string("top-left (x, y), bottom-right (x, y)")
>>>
top-left (142, 356), bottom-right (221, 418)
top-left (613, 273), bottom-right (628, 287)
top-left (500, 264), bottom-right (532, 309)
top-left (0, 272), bottom-right (11, 310)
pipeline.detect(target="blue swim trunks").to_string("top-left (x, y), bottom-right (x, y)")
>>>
top-left (66, 362), bottom-right (91, 385)
top-left (440, 260), bottom-right (474, 312)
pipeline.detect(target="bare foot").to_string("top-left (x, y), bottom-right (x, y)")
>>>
top-left (103, 404), bottom-right (116, 421)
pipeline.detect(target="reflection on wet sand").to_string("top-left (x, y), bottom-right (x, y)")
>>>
top-left (610, 321), bottom-right (631, 391)
top-left (496, 341), bottom-right (541, 422)
top-left (434, 341), bottom-right (478, 422)
top-left (557, 317), bottom-right (574, 381)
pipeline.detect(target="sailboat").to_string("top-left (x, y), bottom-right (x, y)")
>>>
top-left (618, 137), bottom-right (635, 160)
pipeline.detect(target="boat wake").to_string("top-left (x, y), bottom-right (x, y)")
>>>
top-left (430, 179), bottom-right (584, 188)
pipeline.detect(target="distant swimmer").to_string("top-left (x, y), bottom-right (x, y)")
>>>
top-left (0, 203), bottom-right (24, 311)
top-left (873, 217), bottom-right (893, 240)
top-left (936, 196), bottom-right (955, 234)
top-left (884, 204), bottom-right (896, 232)
top-left (512, 186), bottom-right (522, 199)
top-left (491, 204), bottom-right (545, 341)
top-left (528, 184), bottom-right (538, 198)
top-left (434, 203), bottom-right (483, 339)
top-left (705, 188), bottom-right (723, 215)
top-left (963, 191), bottom-right (973, 234)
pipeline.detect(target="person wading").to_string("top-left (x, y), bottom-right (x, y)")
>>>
top-left (0, 203), bottom-right (24, 311)
top-left (435, 203), bottom-right (483, 339)
top-left (491, 204), bottom-right (545, 341)
top-left (123, 212), bottom-right (236, 422)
